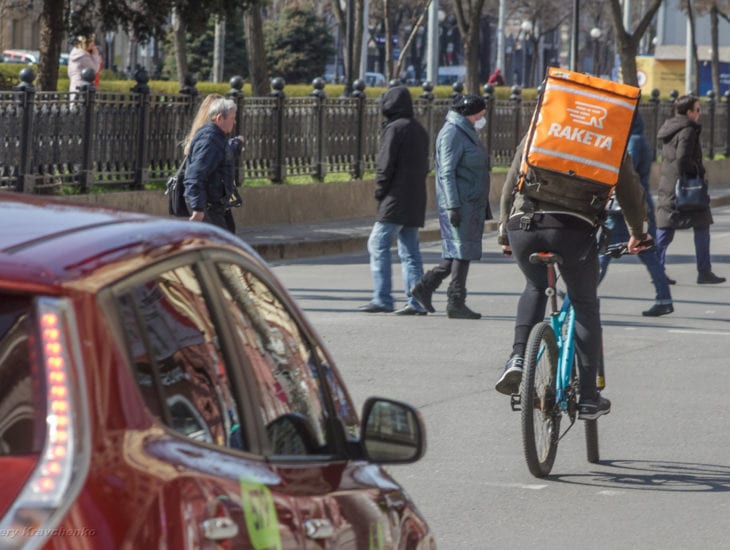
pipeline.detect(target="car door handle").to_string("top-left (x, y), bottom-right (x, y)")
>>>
top-left (304, 518), bottom-right (334, 539)
top-left (201, 517), bottom-right (239, 541)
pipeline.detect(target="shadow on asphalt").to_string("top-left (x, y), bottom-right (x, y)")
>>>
top-left (551, 460), bottom-right (730, 492)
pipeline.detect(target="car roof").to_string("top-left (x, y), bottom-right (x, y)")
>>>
top-left (0, 193), bottom-right (255, 292)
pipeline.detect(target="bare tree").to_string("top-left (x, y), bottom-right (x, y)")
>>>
top-left (452, 0), bottom-right (489, 94)
top-left (330, 0), bottom-right (364, 93)
top-left (692, 0), bottom-right (730, 96)
top-left (244, 4), bottom-right (270, 96)
top-left (607, 0), bottom-right (663, 86)
top-left (38, 0), bottom-right (65, 91)
top-left (171, 7), bottom-right (189, 89)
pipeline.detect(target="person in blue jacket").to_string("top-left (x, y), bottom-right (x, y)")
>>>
top-left (598, 111), bottom-right (674, 317)
top-left (183, 94), bottom-right (243, 232)
top-left (411, 94), bottom-right (490, 319)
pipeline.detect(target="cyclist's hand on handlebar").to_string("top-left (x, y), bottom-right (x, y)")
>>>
top-left (627, 234), bottom-right (654, 254)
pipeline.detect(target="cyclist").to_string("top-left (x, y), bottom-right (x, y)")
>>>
top-left (494, 135), bottom-right (653, 420)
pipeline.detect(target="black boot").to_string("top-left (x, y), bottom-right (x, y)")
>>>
top-left (697, 270), bottom-right (726, 284)
top-left (446, 284), bottom-right (481, 319)
top-left (411, 271), bottom-right (443, 313)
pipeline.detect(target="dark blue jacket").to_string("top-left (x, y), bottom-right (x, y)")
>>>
top-left (183, 123), bottom-right (233, 211)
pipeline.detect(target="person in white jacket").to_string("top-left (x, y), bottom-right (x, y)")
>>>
top-left (68, 33), bottom-right (102, 96)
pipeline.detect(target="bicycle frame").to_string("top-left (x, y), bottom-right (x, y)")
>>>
top-left (545, 263), bottom-right (576, 412)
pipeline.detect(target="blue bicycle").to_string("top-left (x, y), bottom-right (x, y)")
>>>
top-left (510, 245), bottom-right (626, 477)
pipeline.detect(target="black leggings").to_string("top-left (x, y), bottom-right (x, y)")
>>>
top-left (507, 215), bottom-right (601, 401)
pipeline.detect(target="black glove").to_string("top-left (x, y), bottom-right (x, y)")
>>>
top-left (449, 208), bottom-right (462, 227)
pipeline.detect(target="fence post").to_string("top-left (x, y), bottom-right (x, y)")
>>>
top-left (269, 77), bottom-right (286, 183)
top-left (310, 77), bottom-right (327, 181)
top-left (510, 85), bottom-right (523, 151)
top-left (421, 81), bottom-right (435, 169)
top-left (649, 88), bottom-right (660, 161)
top-left (483, 83), bottom-right (495, 171)
top-left (227, 76), bottom-right (245, 186)
top-left (131, 69), bottom-right (151, 189)
top-left (352, 78), bottom-right (366, 180)
top-left (78, 68), bottom-right (98, 192)
top-left (725, 90), bottom-right (730, 157)
top-left (450, 81), bottom-right (464, 99)
top-left (706, 90), bottom-right (716, 159)
top-left (13, 68), bottom-right (36, 193)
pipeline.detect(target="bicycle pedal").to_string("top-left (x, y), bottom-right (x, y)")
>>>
top-left (510, 393), bottom-right (522, 411)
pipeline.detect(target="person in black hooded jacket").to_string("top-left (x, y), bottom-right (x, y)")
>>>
top-left (359, 85), bottom-right (430, 315)
top-left (655, 94), bottom-right (725, 284)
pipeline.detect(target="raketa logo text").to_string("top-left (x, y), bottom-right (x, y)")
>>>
top-left (546, 123), bottom-right (613, 150)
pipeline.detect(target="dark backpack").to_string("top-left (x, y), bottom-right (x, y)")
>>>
top-left (165, 156), bottom-right (190, 217)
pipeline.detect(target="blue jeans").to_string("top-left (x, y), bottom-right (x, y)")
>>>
top-left (599, 214), bottom-right (672, 304)
top-left (367, 222), bottom-right (425, 310)
top-left (656, 225), bottom-right (712, 272)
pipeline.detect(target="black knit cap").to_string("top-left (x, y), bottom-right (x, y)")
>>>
top-left (452, 94), bottom-right (486, 116)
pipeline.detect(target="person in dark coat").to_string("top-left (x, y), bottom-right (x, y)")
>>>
top-left (599, 112), bottom-right (674, 317)
top-left (183, 95), bottom-right (243, 233)
top-left (655, 94), bottom-right (725, 284)
top-left (359, 85), bottom-right (430, 315)
top-left (411, 94), bottom-right (490, 319)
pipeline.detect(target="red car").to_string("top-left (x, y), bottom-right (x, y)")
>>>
top-left (0, 193), bottom-right (435, 549)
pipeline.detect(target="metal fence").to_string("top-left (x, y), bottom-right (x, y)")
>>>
top-left (1, 68), bottom-right (729, 194)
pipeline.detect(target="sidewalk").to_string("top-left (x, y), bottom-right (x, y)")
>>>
top-left (239, 189), bottom-right (730, 262)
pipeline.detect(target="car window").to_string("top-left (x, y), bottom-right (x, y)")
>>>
top-left (116, 265), bottom-right (246, 451)
top-left (0, 295), bottom-right (43, 455)
top-left (215, 263), bottom-right (344, 456)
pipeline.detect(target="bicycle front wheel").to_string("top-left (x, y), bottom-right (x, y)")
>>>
top-left (521, 322), bottom-right (560, 478)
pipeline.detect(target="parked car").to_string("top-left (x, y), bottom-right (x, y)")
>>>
top-left (0, 193), bottom-right (435, 549)
top-left (437, 65), bottom-right (466, 86)
top-left (365, 71), bottom-right (387, 87)
top-left (1, 49), bottom-right (70, 66)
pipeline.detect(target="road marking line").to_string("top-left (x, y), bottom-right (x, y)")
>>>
top-left (669, 329), bottom-right (730, 336)
top-left (483, 483), bottom-right (548, 490)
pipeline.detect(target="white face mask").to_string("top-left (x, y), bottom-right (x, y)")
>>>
top-left (474, 117), bottom-right (487, 131)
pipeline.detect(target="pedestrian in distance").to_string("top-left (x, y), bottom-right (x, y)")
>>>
top-left (598, 112), bottom-right (674, 317)
top-left (487, 68), bottom-right (506, 86)
top-left (359, 85), bottom-right (430, 315)
top-left (68, 32), bottom-right (102, 96)
top-left (655, 94), bottom-right (725, 285)
top-left (182, 94), bottom-right (243, 233)
top-left (411, 94), bottom-right (491, 320)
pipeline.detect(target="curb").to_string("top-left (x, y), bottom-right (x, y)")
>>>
top-left (250, 195), bottom-right (730, 262)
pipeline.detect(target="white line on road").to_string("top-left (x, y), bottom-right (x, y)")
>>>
top-left (482, 482), bottom-right (548, 490)
top-left (669, 329), bottom-right (730, 336)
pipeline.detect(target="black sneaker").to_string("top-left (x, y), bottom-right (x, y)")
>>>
top-left (495, 355), bottom-right (524, 395)
top-left (578, 396), bottom-right (611, 420)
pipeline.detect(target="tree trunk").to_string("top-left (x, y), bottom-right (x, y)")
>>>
top-left (37, 0), bottom-right (64, 91)
top-left (452, 0), bottom-right (486, 95)
top-left (711, 4), bottom-right (720, 96)
top-left (244, 6), bottom-right (270, 96)
top-left (607, 0), bottom-right (663, 87)
top-left (213, 17), bottom-right (226, 83)
top-left (172, 8), bottom-right (188, 88)
top-left (384, 0), bottom-right (393, 80)
top-left (687, 0), bottom-right (699, 95)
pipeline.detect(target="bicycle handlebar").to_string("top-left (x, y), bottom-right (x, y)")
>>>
top-left (603, 239), bottom-right (654, 258)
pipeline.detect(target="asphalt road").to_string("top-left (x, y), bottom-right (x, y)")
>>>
top-left (271, 206), bottom-right (730, 550)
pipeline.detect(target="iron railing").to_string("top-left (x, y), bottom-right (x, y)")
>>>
top-left (1, 67), bottom-right (728, 194)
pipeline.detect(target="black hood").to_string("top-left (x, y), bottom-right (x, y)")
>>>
top-left (380, 86), bottom-right (414, 120)
top-left (657, 114), bottom-right (700, 142)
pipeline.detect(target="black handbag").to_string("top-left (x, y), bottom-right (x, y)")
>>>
top-left (166, 156), bottom-right (190, 217)
top-left (674, 174), bottom-right (709, 212)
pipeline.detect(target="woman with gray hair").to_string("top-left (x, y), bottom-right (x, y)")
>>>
top-left (183, 94), bottom-right (243, 232)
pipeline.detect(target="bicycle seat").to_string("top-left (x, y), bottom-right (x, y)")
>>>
top-left (529, 252), bottom-right (563, 265)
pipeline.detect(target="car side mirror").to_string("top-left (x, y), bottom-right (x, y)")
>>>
top-left (361, 397), bottom-right (426, 464)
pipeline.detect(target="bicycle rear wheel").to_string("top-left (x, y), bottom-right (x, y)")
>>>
top-left (585, 419), bottom-right (599, 463)
top-left (521, 322), bottom-right (560, 477)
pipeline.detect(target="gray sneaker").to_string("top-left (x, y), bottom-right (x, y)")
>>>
top-left (495, 355), bottom-right (524, 395)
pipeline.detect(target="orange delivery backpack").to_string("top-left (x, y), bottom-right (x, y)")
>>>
top-left (518, 67), bottom-right (641, 216)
